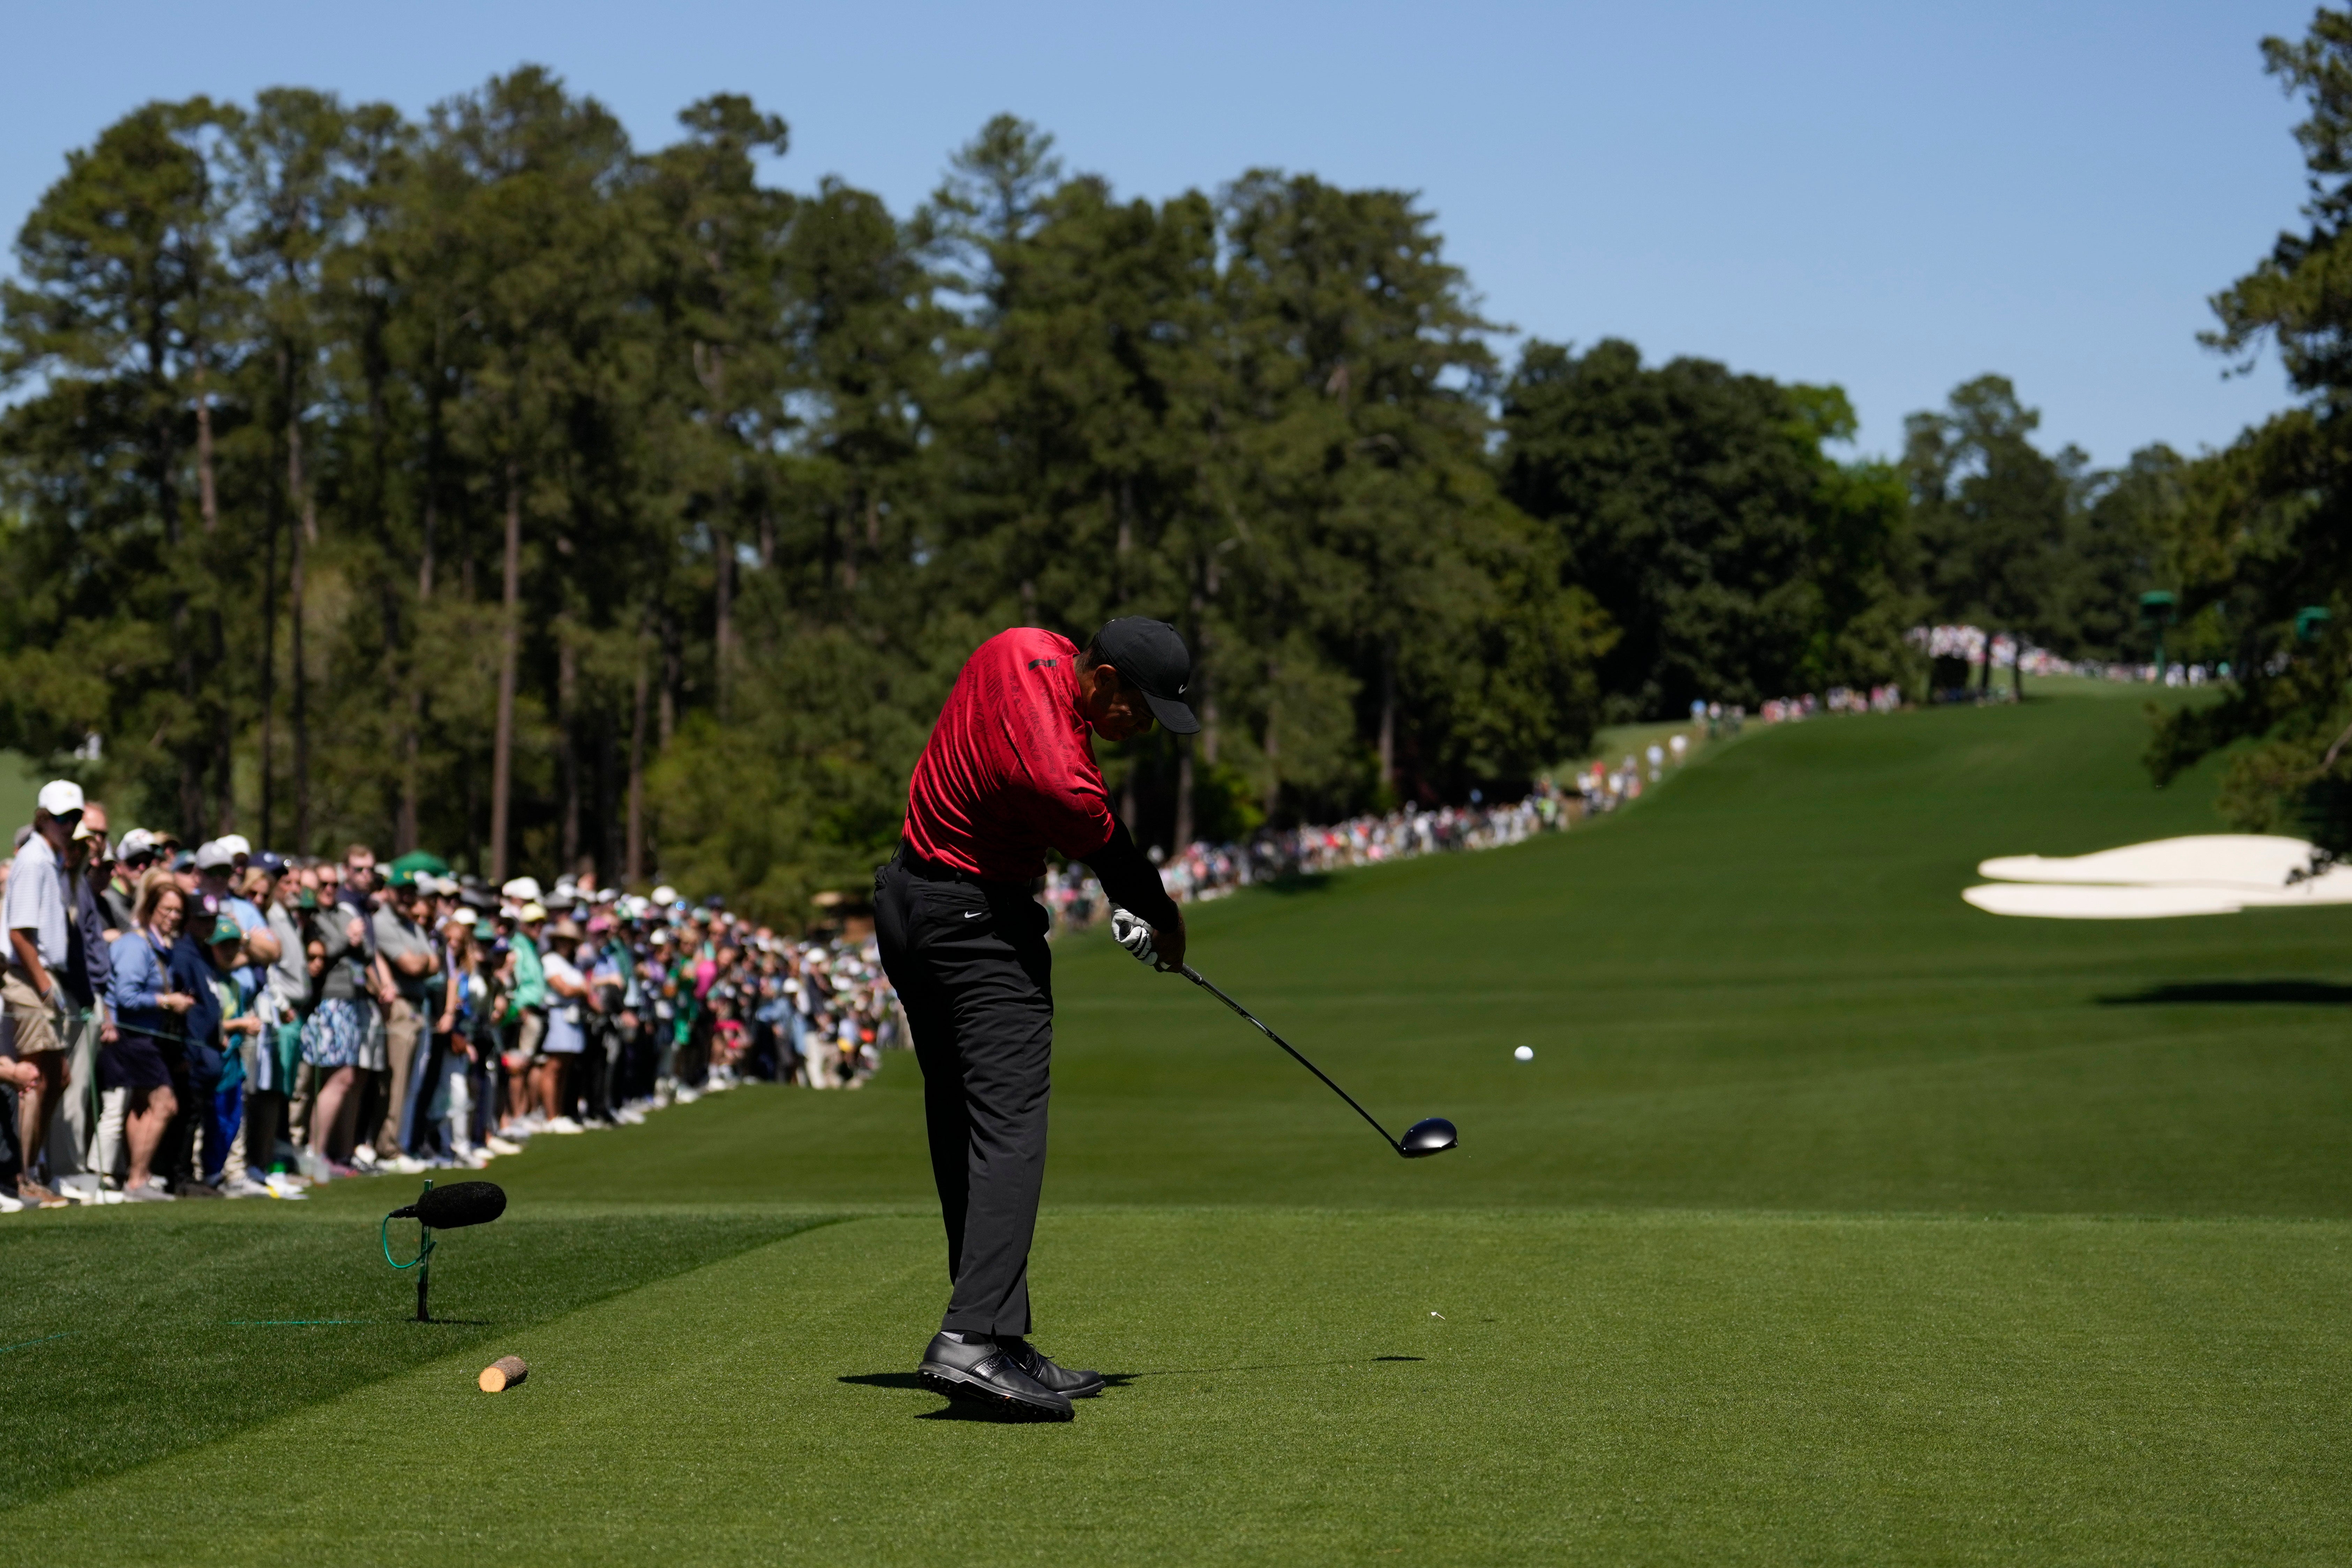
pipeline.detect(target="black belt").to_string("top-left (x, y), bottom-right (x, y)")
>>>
top-left (895, 843), bottom-right (1020, 888)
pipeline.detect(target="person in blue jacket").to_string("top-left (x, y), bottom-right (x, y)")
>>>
top-left (103, 874), bottom-right (197, 1201)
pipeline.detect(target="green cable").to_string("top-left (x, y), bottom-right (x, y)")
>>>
top-left (381, 1210), bottom-right (435, 1270)
top-left (383, 1179), bottom-right (437, 1271)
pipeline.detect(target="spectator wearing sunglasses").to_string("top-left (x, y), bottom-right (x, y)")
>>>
top-left (102, 829), bottom-right (162, 938)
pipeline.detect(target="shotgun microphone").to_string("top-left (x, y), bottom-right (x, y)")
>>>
top-left (388, 1180), bottom-right (506, 1229)
top-left (384, 1180), bottom-right (507, 1322)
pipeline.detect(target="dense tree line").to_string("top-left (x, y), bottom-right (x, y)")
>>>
top-left (2146, 6), bottom-right (2352, 849)
top-left (0, 67), bottom-right (2195, 921)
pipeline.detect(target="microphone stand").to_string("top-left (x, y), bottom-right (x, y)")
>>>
top-left (382, 1178), bottom-right (440, 1322)
top-left (416, 1222), bottom-right (436, 1322)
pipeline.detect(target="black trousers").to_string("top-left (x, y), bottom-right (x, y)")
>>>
top-left (873, 848), bottom-right (1054, 1337)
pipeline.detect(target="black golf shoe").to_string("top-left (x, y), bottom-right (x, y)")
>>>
top-left (999, 1337), bottom-right (1105, 1399)
top-left (917, 1332), bottom-right (1075, 1421)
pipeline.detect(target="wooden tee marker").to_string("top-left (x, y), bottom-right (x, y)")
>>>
top-left (478, 1356), bottom-right (529, 1393)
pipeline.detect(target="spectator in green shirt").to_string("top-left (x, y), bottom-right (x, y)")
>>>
top-left (499, 903), bottom-right (547, 1137)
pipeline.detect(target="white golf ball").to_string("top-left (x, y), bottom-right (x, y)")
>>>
top-left (1514, 1045), bottom-right (1535, 1062)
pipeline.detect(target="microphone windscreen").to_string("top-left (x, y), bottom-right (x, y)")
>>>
top-left (413, 1181), bottom-right (507, 1230)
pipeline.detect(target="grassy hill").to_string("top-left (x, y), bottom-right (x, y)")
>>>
top-left (4, 689), bottom-right (2347, 1565)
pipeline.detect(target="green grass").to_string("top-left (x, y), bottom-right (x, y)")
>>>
top-left (6, 688), bottom-right (2350, 1564)
top-left (1558, 716), bottom-right (1713, 777)
top-left (0, 1205), bottom-right (826, 1511)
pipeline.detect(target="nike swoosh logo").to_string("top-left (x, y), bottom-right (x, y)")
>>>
top-left (963, 911), bottom-right (984, 919)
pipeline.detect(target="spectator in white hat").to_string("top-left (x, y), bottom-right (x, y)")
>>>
top-left (102, 829), bottom-right (160, 936)
top-left (195, 840), bottom-right (278, 966)
top-left (5, 780), bottom-right (84, 1207)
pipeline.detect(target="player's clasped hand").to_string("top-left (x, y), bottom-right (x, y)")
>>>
top-left (1110, 907), bottom-right (1156, 966)
top-left (1110, 907), bottom-right (1186, 973)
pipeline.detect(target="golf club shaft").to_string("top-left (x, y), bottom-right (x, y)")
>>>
top-left (1180, 965), bottom-right (1403, 1152)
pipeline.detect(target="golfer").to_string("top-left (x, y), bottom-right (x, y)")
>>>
top-left (876, 617), bottom-right (1195, 1421)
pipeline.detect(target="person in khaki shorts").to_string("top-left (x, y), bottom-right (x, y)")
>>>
top-left (370, 872), bottom-right (435, 1163)
top-left (7, 780), bottom-right (86, 1208)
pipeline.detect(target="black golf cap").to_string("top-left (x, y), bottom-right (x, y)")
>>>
top-left (1091, 617), bottom-right (1201, 734)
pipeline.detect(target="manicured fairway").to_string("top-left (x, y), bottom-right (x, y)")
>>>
top-left (9, 1211), bottom-right (2350, 1565)
top-left (6, 687), bottom-right (2349, 1565)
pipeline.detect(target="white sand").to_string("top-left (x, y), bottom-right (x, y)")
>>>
top-left (1977, 834), bottom-right (2319, 889)
top-left (1963, 833), bottom-right (2352, 919)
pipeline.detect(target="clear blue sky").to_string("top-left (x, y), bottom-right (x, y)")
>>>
top-left (1, 0), bottom-right (2320, 467)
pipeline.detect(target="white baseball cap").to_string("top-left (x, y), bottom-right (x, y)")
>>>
top-left (217, 833), bottom-right (252, 861)
top-left (651, 885), bottom-right (678, 907)
top-left (36, 780), bottom-right (84, 818)
top-left (500, 876), bottom-right (542, 903)
top-left (194, 839), bottom-right (236, 871)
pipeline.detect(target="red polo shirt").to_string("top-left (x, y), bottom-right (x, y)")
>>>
top-left (903, 628), bottom-right (1118, 881)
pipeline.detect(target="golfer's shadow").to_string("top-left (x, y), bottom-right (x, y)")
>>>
top-left (834, 1372), bottom-right (1045, 1421)
top-left (841, 1358), bottom-right (1419, 1417)
top-left (2098, 980), bottom-right (2352, 1006)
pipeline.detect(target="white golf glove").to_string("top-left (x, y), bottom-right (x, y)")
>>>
top-left (1108, 906), bottom-right (1157, 967)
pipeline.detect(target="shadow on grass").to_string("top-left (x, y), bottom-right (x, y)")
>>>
top-left (837, 1372), bottom-right (1075, 1423)
top-left (1259, 872), bottom-right (1333, 896)
top-left (219, 1318), bottom-right (491, 1327)
top-left (840, 1355), bottom-right (1424, 1396)
top-left (0, 1211), bottom-right (836, 1514)
top-left (2099, 980), bottom-right (2352, 1007)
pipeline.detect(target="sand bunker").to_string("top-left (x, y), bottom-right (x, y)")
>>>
top-left (1963, 834), bottom-right (2352, 919)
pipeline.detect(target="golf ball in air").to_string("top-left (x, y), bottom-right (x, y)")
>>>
top-left (1514, 1045), bottom-right (1535, 1062)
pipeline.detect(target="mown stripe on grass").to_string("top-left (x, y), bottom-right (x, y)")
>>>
top-left (7, 1208), bottom-right (2349, 1566)
top-left (0, 1208), bottom-right (845, 1511)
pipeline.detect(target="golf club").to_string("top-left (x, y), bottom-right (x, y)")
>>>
top-left (1179, 963), bottom-right (1458, 1160)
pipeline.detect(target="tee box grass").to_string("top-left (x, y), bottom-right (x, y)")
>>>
top-left (4, 687), bottom-right (2348, 1565)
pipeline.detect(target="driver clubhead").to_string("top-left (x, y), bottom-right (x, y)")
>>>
top-left (1398, 1117), bottom-right (1458, 1158)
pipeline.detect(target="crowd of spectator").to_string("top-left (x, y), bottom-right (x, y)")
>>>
top-left (1044, 783), bottom-right (1578, 928)
top-left (1913, 623), bottom-right (2213, 690)
top-left (0, 779), bottom-right (899, 1209)
top-left (10, 683), bottom-right (1915, 1208)
top-left (1042, 682), bottom-right (1926, 929)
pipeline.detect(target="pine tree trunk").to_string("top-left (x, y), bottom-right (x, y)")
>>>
top-left (1175, 738), bottom-right (1194, 850)
top-left (1200, 558), bottom-right (1220, 767)
top-left (559, 635), bottom-right (580, 874)
top-left (658, 612), bottom-right (679, 751)
top-left (259, 477), bottom-right (280, 847)
top-left (1377, 640), bottom-right (1397, 797)
top-left (193, 341), bottom-right (221, 842)
top-left (194, 355), bottom-right (219, 532)
top-left (839, 498), bottom-right (861, 592)
top-left (627, 646), bottom-right (649, 887)
top-left (1262, 661), bottom-right (1282, 819)
top-left (381, 578), bottom-right (407, 849)
top-left (287, 414), bottom-right (314, 853)
top-left (156, 362), bottom-right (199, 838)
top-left (199, 346), bottom-right (230, 827)
top-left (490, 456), bottom-right (522, 881)
top-left (210, 609), bottom-right (232, 833)
top-left (714, 526), bottom-right (735, 721)
top-left (401, 457), bottom-right (436, 856)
